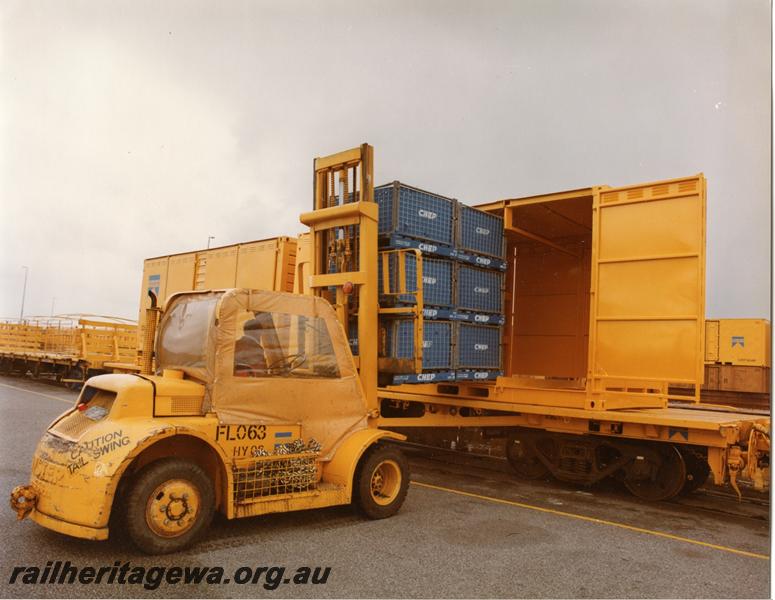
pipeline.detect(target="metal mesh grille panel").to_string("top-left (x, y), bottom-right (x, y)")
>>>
top-left (457, 204), bottom-right (505, 258)
top-left (455, 323), bottom-right (502, 369)
top-left (233, 453), bottom-right (317, 503)
top-left (171, 396), bottom-right (203, 414)
top-left (376, 186), bottom-right (394, 235)
top-left (386, 319), bottom-right (452, 370)
top-left (50, 389), bottom-right (115, 440)
top-left (375, 183), bottom-right (454, 245)
top-left (50, 411), bottom-right (93, 439)
top-left (456, 266), bottom-right (503, 313)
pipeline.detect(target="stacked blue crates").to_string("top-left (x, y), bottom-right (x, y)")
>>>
top-left (376, 182), bottom-right (457, 382)
top-left (375, 181), bottom-right (505, 383)
top-left (452, 203), bottom-right (505, 380)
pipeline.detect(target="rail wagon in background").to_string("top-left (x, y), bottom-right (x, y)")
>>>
top-left (0, 315), bottom-right (137, 386)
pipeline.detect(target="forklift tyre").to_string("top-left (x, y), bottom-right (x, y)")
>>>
top-left (353, 445), bottom-right (409, 520)
top-left (124, 457), bottom-right (215, 555)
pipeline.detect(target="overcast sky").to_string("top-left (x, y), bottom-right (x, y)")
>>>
top-left (1, 0), bottom-right (771, 322)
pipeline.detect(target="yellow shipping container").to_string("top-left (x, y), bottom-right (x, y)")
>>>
top-left (705, 318), bottom-right (771, 367)
top-left (137, 237), bottom-right (298, 356)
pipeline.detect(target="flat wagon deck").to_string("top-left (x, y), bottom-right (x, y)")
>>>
top-left (377, 379), bottom-right (769, 499)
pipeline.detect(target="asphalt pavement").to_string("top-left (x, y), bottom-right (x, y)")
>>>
top-left (0, 376), bottom-right (770, 598)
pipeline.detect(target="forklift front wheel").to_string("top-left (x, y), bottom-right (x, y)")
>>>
top-left (124, 458), bottom-right (215, 555)
top-left (354, 445), bottom-right (409, 519)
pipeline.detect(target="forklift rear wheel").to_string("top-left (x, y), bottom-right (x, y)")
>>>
top-left (124, 458), bottom-right (215, 554)
top-left (354, 445), bottom-right (409, 519)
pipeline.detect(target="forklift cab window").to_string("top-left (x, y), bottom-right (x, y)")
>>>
top-left (157, 294), bottom-right (218, 372)
top-left (233, 310), bottom-right (340, 378)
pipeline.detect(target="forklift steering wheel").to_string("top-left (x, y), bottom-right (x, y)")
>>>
top-left (266, 353), bottom-right (307, 374)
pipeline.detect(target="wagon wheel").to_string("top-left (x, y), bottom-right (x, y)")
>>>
top-left (680, 448), bottom-right (711, 495)
top-left (505, 432), bottom-right (551, 480)
top-left (64, 365), bottom-right (85, 391)
top-left (623, 445), bottom-right (686, 501)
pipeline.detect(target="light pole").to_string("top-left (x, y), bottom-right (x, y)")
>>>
top-left (19, 266), bottom-right (28, 322)
top-left (207, 235), bottom-right (215, 249)
top-left (51, 297), bottom-right (56, 317)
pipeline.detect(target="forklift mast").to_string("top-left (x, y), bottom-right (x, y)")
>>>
top-left (299, 144), bottom-right (380, 411)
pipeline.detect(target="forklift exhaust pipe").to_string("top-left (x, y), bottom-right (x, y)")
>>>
top-left (141, 290), bottom-right (160, 376)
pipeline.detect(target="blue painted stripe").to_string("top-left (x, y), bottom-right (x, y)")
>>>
top-left (275, 431), bottom-right (293, 438)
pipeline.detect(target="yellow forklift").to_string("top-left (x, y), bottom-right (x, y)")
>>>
top-left (11, 146), bottom-right (407, 554)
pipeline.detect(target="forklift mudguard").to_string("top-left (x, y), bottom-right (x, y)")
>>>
top-left (26, 423), bottom-right (176, 531)
top-left (322, 429), bottom-right (406, 498)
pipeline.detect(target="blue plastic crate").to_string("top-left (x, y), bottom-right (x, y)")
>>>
top-left (385, 319), bottom-right (452, 371)
top-left (455, 265), bottom-right (504, 314)
top-left (376, 182), bottom-right (455, 246)
top-left (456, 203), bottom-right (505, 259)
top-left (379, 252), bottom-right (453, 308)
top-left (454, 323), bottom-right (502, 369)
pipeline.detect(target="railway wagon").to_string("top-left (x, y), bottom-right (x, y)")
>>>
top-left (0, 316), bottom-right (137, 386)
top-left (298, 145), bottom-right (769, 501)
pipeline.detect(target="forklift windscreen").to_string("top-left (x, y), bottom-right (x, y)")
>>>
top-left (156, 293), bottom-right (219, 374)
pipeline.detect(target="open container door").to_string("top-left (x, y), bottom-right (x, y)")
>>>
top-left (588, 175), bottom-right (706, 410)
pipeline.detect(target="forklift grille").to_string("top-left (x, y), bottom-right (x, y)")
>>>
top-left (232, 453), bottom-right (318, 503)
top-left (51, 411), bottom-right (94, 439)
top-left (49, 388), bottom-right (116, 441)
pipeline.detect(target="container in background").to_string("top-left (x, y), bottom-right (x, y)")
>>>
top-left (705, 319), bottom-right (771, 367)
